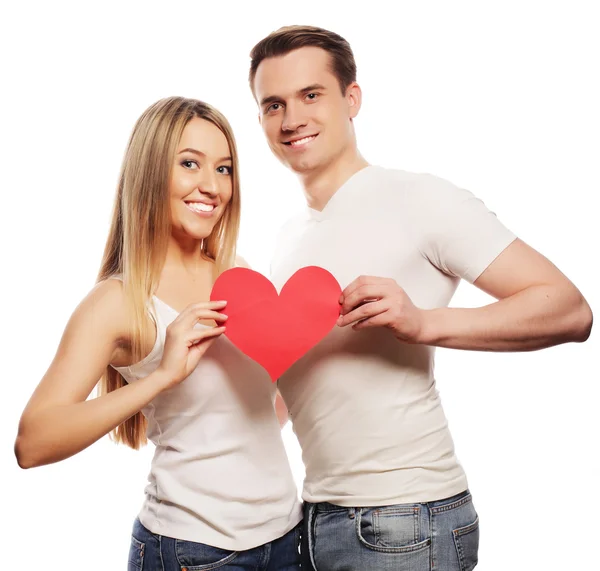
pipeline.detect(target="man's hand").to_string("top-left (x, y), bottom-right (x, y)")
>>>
top-left (337, 276), bottom-right (425, 343)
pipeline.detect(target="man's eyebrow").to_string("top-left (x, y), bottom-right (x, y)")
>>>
top-left (299, 83), bottom-right (326, 94)
top-left (259, 94), bottom-right (281, 107)
top-left (260, 84), bottom-right (327, 107)
top-left (177, 148), bottom-right (232, 162)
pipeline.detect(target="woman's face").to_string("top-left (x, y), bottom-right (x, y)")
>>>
top-left (169, 117), bottom-right (233, 242)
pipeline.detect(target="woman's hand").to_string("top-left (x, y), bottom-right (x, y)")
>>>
top-left (157, 300), bottom-right (228, 388)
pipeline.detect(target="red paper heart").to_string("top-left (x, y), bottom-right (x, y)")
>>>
top-left (210, 266), bottom-right (341, 381)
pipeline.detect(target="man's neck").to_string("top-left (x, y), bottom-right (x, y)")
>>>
top-left (299, 151), bottom-right (369, 212)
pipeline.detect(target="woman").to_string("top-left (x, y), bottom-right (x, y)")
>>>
top-left (14, 96), bottom-right (303, 570)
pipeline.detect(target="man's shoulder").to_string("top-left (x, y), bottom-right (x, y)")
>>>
top-left (368, 166), bottom-right (464, 205)
top-left (365, 165), bottom-right (444, 188)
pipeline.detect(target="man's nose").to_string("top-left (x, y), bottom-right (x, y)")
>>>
top-left (282, 103), bottom-right (308, 131)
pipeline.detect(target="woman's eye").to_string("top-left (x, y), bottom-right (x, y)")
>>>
top-left (217, 166), bottom-right (232, 175)
top-left (182, 160), bottom-right (198, 169)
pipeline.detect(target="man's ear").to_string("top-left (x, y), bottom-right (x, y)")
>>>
top-left (347, 82), bottom-right (362, 119)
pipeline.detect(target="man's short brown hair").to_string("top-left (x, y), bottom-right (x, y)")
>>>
top-left (249, 25), bottom-right (357, 96)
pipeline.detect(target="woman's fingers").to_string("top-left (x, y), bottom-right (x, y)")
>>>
top-left (188, 325), bottom-right (227, 346)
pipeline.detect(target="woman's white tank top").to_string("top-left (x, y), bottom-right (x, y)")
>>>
top-left (112, 292), bottom-right (302, 550)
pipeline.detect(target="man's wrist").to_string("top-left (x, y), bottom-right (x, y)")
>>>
top-left (417, 308), bottom-right (444, 346)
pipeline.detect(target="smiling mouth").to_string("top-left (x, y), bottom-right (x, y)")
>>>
top-left (185, 201), bottom-right (215, 214)
top-left (283, 134), bottom-right (318, 148)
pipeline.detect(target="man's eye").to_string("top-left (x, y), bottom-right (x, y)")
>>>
top-left (306, 93), bottom-right (319, 100)
top-left (267, 103), bottom-right (282, 113)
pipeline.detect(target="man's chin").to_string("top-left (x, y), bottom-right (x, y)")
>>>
top-left (284, 156), bottom-right (320, 174)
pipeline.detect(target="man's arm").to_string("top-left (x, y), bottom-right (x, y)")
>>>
top-left (421, 238), bottom-right (592, 350)
top-left (338, 239), bottom-right (592, 351)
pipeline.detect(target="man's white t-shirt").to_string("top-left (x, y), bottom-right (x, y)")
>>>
top-left (271, 165), bottom-right (517, 507)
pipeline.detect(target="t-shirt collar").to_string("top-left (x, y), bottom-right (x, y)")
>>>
top-left (306, 165), bottom-right (376, 220)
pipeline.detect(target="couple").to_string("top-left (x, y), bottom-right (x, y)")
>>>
top-left (14, 25), bottom-right (592, 571)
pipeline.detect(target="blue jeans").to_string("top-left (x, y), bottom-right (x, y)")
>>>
top-left (301, 490), bottom-right (479, 571)
top-left (128, 518), bottom-right (302, 570)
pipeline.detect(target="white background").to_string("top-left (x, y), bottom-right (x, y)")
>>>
top-left (2, 1), bottom-right (598, 569)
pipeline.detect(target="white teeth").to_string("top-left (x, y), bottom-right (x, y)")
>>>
top-left (290, 135), bottom-right (316, 147)
top-left (186, 202), bottom-right (215, 213)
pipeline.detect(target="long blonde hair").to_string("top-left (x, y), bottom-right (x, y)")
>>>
top-left (97, 97), bottom-right (241, 449)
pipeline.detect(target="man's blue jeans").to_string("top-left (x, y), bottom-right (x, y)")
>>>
top-left (301, 489), bottom-right (479, 570)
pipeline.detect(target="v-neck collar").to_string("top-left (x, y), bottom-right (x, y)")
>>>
top-left (306, 165), bottom-right (375, 221)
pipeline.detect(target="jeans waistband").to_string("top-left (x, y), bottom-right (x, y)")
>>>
top-left (310, 489), bottom-right (471, 513)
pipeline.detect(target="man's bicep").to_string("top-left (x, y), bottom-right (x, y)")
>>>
top-left (473, 238), bottom-right (574, 300)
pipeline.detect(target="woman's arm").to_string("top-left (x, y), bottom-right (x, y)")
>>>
top-left (15, 278), bottom-right (227, 468)
top-left (14, 279), bottom-right (171, 468)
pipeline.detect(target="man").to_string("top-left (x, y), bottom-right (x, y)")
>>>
top-left (248, 25), bottom-right (592, 571)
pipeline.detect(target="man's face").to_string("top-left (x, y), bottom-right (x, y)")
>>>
top-left (254, 46), bottom-right (360, 175)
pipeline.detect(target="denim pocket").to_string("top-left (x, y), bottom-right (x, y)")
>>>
top-left (453, 516), bottom-right (479, 571)
top-left (175, 539), bottom-right (239, 570)
top-left (128, 535), bottom-right (145, 571)
top-left (356, 506), bottom-right (431, 553)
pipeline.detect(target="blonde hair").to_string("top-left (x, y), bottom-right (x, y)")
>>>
top-left (97, 96), bottom-right (241, 449)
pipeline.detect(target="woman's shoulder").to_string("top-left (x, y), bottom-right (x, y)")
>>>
top-left (90, 275), bottom-right (128, 308)
top-left (73, 276), bottom-right (131, 340)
